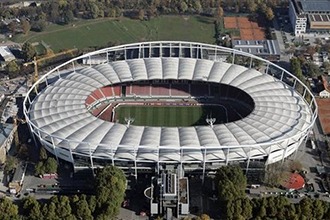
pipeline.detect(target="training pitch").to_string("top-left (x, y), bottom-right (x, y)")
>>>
top-left (17, 16), bottom-right (215, 53)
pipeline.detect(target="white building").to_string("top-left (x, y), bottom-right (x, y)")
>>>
top-left (289, 0), bottom-right (330, 36)
top-left (319, 89), bottom-right (330, 98)
top-left (0, 46), bottom-right (15, 62)
top-left (8, 1), bottom-right (41, 8)
top-left (289, 0), bottom-right (307, 36)
top-left (0, 93), bottom-right (4, 104)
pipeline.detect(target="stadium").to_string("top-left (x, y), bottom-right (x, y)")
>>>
top-left (23, 41), bottom-right (317, 177)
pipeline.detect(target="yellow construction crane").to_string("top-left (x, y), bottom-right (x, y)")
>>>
top-left (32, 56), bottom-right (39, 93)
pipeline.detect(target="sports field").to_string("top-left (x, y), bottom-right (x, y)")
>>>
top-left (14, 16), bottom-right (215, 53)
top-left (115, 104), bottom-right (226, 127)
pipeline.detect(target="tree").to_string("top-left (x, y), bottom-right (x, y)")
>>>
top-left (89, 3), bottom-right (99, 19)
top-left (259, 3), bottom-right (268, 14)
top-left (44, 157), bottom-right (58, 174)
top-left (17, 143), bottom-right (29, 160)
top-left (312, 199), bottom-right (325, 219)
top-left (253, 59), bottom-right (263, 69)
top-left (290, 57), bottom-right (303, 79)
top-left (323, 61), bottom-right (330, 72)
top-left (22, 42), bottom-right (36, 62)
top-left (42, 203), bottom-right (57, 220)
top-left (246, 0), bottom-right (258, 13)
top-left (307, 62), bottom-right (321, 77)
top-left (6, 60), bottom-right (20, 78)
top-left (240, 197), bottom-right (253, 219)
top-left (21, 19), bottom-right (31, 34)
top-left (31, 20), bottom-right (47, 32)
top-left (215, 165), bottom-right (247, 201)
top-left (218, 180), bottom-right (240, 201)
top-left (193, 0), bottom-right (202, 14)
top-left (226, 54), bottom-right (233, 63)
top-left (88, 195), bottom-right (97, 214)
top-left (63, 9), bottom-right (74, 24)
top-left (22, 196), bottom-right (42, 220)
top-left (35, 161), bottom-right (45, 176)
top-left (258, 205), bottom-right (266, 218)
top-left (266, 196), bottom-right (277, 217)
top-left (226, 199), bottom-right (241, 219)
top-left (200, 214), bottom-right (210, 220)
top-left (8, 21), bottom-right (18, 34)
top-left (94, 166), bottom-right (126, 219)
top-left (215, 6), bottom-right (223, 21)
top-left (138, 9), bottom-right (145, 21)
top-left (35, 147), bottom-right (57, 176)
top-left (299, 197), bottom-right (313, 219)
top-left (306, 45), bottom-right (317, 57)
top-left (180, 2), bottom-right (188, 13)
top-left (39, 147), bottom-right (48, 160)
top-left (265, 7), bottom-right (274, 20)
top-left (4, 155), bottom-right (18, 174)
top-left (48, 2), bottom-right (60, 23)
top-left (51, 196), bottom-right (74, 219)
top-left (264, 166), bottom-right (285, 188)
top-left (0, 197), bottom-right (19, 220)
top-left (288, 160), bottom-right (303, 172)
top-left (73, 196), bottom-right (93, 220)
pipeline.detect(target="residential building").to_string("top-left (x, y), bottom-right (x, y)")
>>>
top-left (319, 89), bottom-right (330, 97)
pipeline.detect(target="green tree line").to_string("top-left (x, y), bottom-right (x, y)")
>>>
top-left (0, 0), bottom-right (285, 33)
top-left (0, 165), bottom-right (126, 220)
top-left (215, 165), bottom-right (330, 220)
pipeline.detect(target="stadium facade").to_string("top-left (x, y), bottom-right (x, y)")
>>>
top-left (23, 41), bottom-right (317, 176)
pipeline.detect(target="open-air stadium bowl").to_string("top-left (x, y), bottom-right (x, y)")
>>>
top-left (23, 41), bottom-right (317, 173)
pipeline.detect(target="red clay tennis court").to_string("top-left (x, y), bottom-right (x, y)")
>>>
top-left (316, 98), bottom-right (330, 135)
top-left (224, 16), bottom-right (266, 40)
top-left (223, 17), bottom-right (237, 29)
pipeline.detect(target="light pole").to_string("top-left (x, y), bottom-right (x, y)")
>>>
top-left (206, 115), bottom-right (216, 128)
top-left (125, 117), bottom-right (135, 128)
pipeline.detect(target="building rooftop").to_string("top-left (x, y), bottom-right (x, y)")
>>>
top-left (291, 0), bottom-right (306, 17)
top-left (281, 172), bottom-right (305, 190)
top-left (0, 123), bottom-right (14, 147)
top-left (309, 14), bottom-right (330, 22)
top-left (316, 98), bottom-right (330, 135)
top-left (301, 0), bottom-right (330, 12)
top-left (0, 46), bottom-right (15, 62)
top-left (232, 40), bottom-right (281, 57)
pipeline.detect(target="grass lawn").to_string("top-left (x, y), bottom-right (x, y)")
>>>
top-left (14, 16), bottom-right (215, 53)
top-left (115, 104), bottom-right (225, 127)
top-left (34, 43), bottom-right (47, 55)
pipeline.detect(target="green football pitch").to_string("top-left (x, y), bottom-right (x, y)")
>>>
top-left (15, 16), bottom-right (215, 53)
top-left (115, 105), bottom-right (226, 127)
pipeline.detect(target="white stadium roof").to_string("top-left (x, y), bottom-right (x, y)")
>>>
top-left (28, 57), bottom-right (312, 161)
top-left (24, 41), bottom-right (316, 166)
